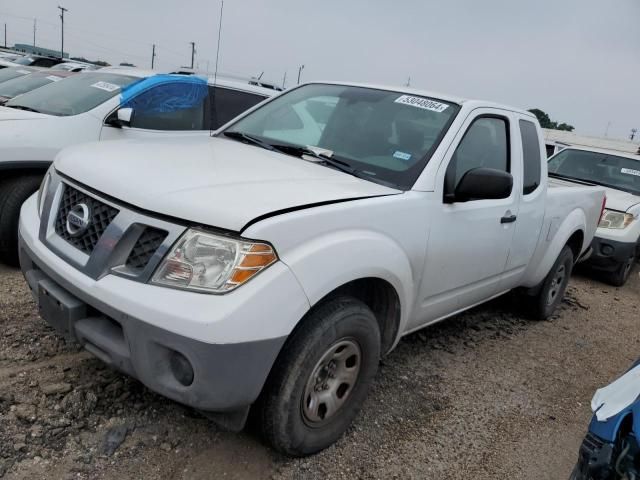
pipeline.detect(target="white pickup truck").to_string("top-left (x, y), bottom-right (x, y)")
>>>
top-left (18, 82), bottom-right (605, 455)
top-left (548, 146), bottom-right (640, 286)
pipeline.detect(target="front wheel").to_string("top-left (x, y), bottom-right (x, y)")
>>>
top-left (0, 175), bottom-right (43, 267)
top-left (529, 245), bottom-right (574, 320)
top-left (606, 253), bottom-right (636, 287)
top-left (258, 296), bottom-right (381, 456)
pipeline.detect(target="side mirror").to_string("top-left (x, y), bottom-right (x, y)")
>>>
top-left (116, 107), bottom-right (133, 127)
top-left (107, 107), bottom-right (134, 128)
top-left (452, 167), bottom-right (513, 202)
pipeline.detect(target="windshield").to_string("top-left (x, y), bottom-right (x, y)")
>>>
top-left (0, 72), bottom-right (64, 99)
top-left (548, 148), bottom-right (640, 195)
top-left (223, 83), bottom-right (459, 189)
top-left (0, 67), bottom-right (34, 84)
top-left (5, 72), bottom-right (139, 116)
top-left (12, 57), bottom-right (36, 66)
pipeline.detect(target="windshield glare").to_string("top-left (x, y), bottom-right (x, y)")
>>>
top-left (224, 83), bottom-right (459, 189)
top-left (0, 73), bottom-right (61, 99)
top-left (548, 149), bottom-right (640, 195)
top-left (0, 67), bottom-right (33, 84)
top-left (5, 72), bottom-right (139, 116)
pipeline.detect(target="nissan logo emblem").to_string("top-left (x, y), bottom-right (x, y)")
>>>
top-left (66, 203), bottom-right (91, 237)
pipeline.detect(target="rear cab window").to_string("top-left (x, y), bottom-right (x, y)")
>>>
top-left (519, 119), bottom-right (542, 194)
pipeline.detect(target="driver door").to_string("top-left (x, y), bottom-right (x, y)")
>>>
top-left (411, 109), bottom-right (521, 329)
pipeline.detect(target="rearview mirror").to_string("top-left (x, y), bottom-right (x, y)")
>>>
top-left (453, 167), bottom-right (513, 202)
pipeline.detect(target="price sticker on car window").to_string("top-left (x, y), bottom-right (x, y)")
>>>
top-left (621, 168), bottom-right (640, 177)
top-left (90, 81), bottom-right (120, 92)
top-left (46, 75), bottom-right (63, 82)
top-left (17, 69), bottom-right (31, 75)
top-left (394, 95), bottom-right (449, 113)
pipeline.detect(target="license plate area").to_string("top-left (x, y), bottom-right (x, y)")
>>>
top-left (37, 279), bottom-right (87, 339)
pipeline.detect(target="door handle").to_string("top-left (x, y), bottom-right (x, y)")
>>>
top-left (500, 214), bottom-right (517, 224)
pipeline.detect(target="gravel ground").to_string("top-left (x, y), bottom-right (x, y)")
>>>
top-left (0, 263), bottom-right (638, 479)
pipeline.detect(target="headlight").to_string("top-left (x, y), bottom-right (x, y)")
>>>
top-left (598, 209), bottom-right (635, 229)
top-left (36, 169), bottom-right (52, 218)
top-left (151, 229), bottom-right (277, 293)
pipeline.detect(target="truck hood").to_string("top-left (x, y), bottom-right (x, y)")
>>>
top-left (549, 177), bottom-right (640, 212)
top-left (0, 106), bottom-right (50, 121)
top-left (600, 187), bottom-right (640, 212)
top-left (55, 137), bottom-right (401, 232)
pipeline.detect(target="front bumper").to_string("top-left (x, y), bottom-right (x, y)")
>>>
top-left (585, 236), bottom-right (637, 272)
top-left (18, 191), bottom-right (311, 417)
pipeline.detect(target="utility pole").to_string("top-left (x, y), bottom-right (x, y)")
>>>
top-left (58, 6), bottom-right (68, 59)
top-left (297, 64), bottom-right (305, 84)
top-left (151, 44), bottom-right (156, 69)
top-left (631, 128), bottom-right (638, 141)
top-left (604, 120), bottom-right (612, 138)
top-left (282, 71), bottom-right (287, 89)
top-left (33, 19), bottom-right (36, 47)
top-left (405, 76), bottom-right (411, 87)
top-left (189, 41), bottom-right (195, 69)
top-left (4, 24), bottom-right (6, 48)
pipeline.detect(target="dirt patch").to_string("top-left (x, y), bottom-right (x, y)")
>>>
top-left (0, 263), bottom-right (638, 479)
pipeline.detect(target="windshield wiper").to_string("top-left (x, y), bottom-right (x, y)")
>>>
top-left (270, 144), bottom-right (364, 177)
top-left (222, 131), bottom-right (279, 153)
top-left (4, 104), bottom-right (41, 113)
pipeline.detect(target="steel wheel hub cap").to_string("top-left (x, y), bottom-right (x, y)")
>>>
top-left (302, 339), bottom-right (362, 425)
top-left (547, 264), bottom-right (566, 306)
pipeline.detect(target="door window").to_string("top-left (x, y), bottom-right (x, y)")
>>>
top-left (444, 117), bottom-right (509, 197)
top-left (127, 82), bottom-right (207, 131)
top-left (209, 87), bottom-right (267, 129)
top-left (520, 119), bottom-right (541, 194)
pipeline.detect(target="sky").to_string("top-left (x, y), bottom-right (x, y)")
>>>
top-left (1, 0), bottom-right (639, 140)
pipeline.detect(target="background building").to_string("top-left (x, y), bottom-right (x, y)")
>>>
top-left (12, 43), bottom-right (68, 59)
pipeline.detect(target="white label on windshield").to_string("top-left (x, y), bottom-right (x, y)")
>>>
top-left (90, 81), bottom-right (120, 92)
top-left (393, 151), bottom-right (412, 161)
top-left (621, 167), bottom-right (640, 177)
top-left (46, 75), bottom-right (62, 82)
top-left (17, 69), bottom-right (31, 75)
top-left (394, 95), bottom-right (449, 113)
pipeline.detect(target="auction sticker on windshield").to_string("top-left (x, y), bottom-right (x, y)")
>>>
top-left (621, 168), bottom-right (640, 177)
top-left (91, 81), bottom-right (120, 92)
top-left (395, 95), bottom-right (449, 113)
top-left (46, 76), bottom-right (63, 82)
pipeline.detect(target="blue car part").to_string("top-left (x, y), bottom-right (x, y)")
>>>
top-left (572, 359), bottom-right (640, 479)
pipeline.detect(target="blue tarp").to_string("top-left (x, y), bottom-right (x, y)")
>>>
top-left (120, 74), bottom-right (208, 114)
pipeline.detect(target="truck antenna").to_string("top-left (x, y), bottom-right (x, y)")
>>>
top-left (211, 0), bottom-right (224, 136)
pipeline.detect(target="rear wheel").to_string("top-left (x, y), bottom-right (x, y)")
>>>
top-left (258, 296), bottom-right (380, 456)
top-left (0, 175), bottom-right (43, 267)
top-left (529, 245), bottom-right (574, 320)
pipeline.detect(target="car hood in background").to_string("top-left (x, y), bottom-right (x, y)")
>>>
top-left (55, 136), bottom-right (401, 232)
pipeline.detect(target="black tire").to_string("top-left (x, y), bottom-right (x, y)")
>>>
top-left (606, 253), bottom-right (636, 287)
top-left (530, 245), bottom-right (574, 320)
top-left (258, 296), bottom-right (381, 456)
top-left (0, 175), bottom-right (43, 267)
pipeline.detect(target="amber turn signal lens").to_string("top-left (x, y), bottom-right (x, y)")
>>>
top-left (230, 268), bottom-right (259, 284)
top-left (239, 252), bottom-right (277, 268)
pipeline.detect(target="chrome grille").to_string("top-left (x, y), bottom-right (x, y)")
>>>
top-left (54, 185), bottom-right (119, 255)
top-left (125, 227), bottom-right (168, 271)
